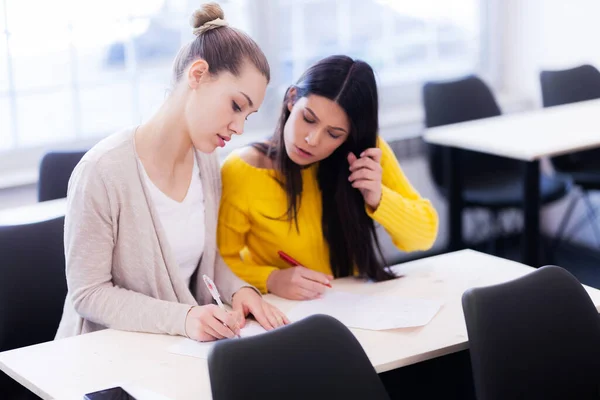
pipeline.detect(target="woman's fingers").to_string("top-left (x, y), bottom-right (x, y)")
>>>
top-left (203, 324), bottom-right (224, 341)
top-left (348, 168), bottom-right (379, 183)
top-left (361, 147), bottom-right (383, 163)
top-left (348, 156), bottom-right (381, 172)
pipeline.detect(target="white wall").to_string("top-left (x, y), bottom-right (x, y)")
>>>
top-left (501, 0), bottom-right (600, 103)
top-left (499, 0), bottom-right (600, 250)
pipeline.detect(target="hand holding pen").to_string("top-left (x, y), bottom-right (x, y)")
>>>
top-left (265, 251), bottom-right (334, 301)
top-left (183, 275), bottom-right (242, 342)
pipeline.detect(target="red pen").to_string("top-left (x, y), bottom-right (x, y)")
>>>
top-left (277, 250), bottom-right (332, 288)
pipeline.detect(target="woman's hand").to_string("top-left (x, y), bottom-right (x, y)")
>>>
top-left (232, 287), bottom-right (290, 330)
top-left (185, 304), bottom-right (242, 342)
top-left (267, 267), bottom-right (333, 300)
top-left (348, 148), bottom-right (383, 209)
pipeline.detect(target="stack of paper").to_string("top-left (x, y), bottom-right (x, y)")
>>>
top-left (286, 291), bottom-right (442, 330)
top-left (168, 320), bottom-right (267, 359)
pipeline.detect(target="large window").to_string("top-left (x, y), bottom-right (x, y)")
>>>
top-left (276, 0), bottom-right (482, 89)
top-left (0, 0), bottom-right (487, 156)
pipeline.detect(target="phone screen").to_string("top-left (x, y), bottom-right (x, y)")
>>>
top-left (84, 386), bottom-right (136, 400)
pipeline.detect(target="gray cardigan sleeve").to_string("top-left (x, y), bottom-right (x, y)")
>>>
top-left (64, 160), bottom-right (191, 336)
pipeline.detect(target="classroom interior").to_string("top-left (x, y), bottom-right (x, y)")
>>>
top-left (1, 0), bottom-right (600, 399)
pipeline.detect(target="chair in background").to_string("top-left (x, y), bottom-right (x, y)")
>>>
top-left (0, 216), bottom-right (67, 399)
top-left (423, 75), bottom-right (571, 253)
top-left (208, 314), bottom-right (390, 400)
top-left (462, 265), bottom-right (600, 400)
top-left (540, 64), bottom-right (600, 250)
top-left (37, 150), bottom-right (87, 202)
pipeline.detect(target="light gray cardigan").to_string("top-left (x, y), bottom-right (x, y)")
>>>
top-left (55, 128), bottom-right (250, 339)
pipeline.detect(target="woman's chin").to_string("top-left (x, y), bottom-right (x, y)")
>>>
top-left (285, 145), bottom-right (313, 166)
top-left (192, 137), bottom-right (219, 154)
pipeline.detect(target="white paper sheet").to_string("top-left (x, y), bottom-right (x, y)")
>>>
top-left (168, 320), bottom-right (267, 359)
top-left (286, 291), bottom-right (442, 330)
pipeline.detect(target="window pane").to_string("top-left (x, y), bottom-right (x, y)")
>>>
top-left (0, 35), bottom-right (9, 94)
top-left (138, 68), bottom-right (170, 122)
top-left (16, 90), bottom-right (75, 146)
top-left (277, 0), bottom-right (483, 92)
top-left (348, 0), bottom-right (383, 45)
top-left (79, 83), bottom-right (133, 138)
top-left (439, 39), bottom-right (475, 60)
top-left (0, 3), bottom-right (6, 94)
top-left (7, 0), bottom-right (72, 90)
top-left (0, 96), bottom-right (13, 150)
top-left (276, 4), bottom-right (294, 84)
top-left (71, 18), bottom-right (130, 86)
top-left (132, 16), bottom-right (183, 73)
top-left (304, 1), bottom-right (338, 59)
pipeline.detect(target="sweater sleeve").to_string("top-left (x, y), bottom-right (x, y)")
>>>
top-left (65, 160), bottom-right (191, 337)
top-left (218, 156), bottom-right (278, 294)
top-left (366, 138), bottom-right (439, 252)
top-left (206, 152), bottom-right (261, 303)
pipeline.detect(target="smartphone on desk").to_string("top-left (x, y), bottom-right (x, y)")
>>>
top-left (84, 386), bottom-right (136, 400)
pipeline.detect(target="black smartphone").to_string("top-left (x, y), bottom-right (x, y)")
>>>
top-left (83, 386), bottom-right (136, 400)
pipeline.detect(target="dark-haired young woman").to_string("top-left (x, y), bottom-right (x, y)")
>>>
top-left (218, 55), bottom-right (438, 300)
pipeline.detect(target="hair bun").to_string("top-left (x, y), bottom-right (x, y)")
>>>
top-left (190, 3), bottom-right (227, 35)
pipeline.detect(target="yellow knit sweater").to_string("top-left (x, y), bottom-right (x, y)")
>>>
top-left (217, 138), bottom-right (439, 293)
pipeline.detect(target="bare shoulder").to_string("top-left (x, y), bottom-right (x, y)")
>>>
top-left (237, 145), bottom-right (274, 169)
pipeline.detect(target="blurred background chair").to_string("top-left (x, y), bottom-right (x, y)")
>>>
top-left (540, 65), bottom-right (600, 251)
top-left (423, 75), bottom-right (571, 255)
top-left (37, 150), bottom-right (87, 202)
top-left (462, 265), bottom-right (600, 400)
top-left (0, 216), bottom-right (67, 399)
top-left (208, 314), bottom-right (390, 400)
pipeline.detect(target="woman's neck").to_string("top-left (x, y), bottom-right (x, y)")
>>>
top-left (135, 97), bottom-right (194, 172)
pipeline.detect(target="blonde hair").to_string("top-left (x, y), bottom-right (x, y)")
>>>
top-left (171, 2), bottom-right (270, 88)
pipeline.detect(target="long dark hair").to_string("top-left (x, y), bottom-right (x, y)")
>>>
top-left (254, 55), bottom-right (395, 281)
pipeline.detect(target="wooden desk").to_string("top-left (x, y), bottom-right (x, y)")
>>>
top-left (0, 198), bottom-right (67, 226)
top-left (2, 250), bottom-right (600, 400)
top-left (424, 99), bottom-right (600, 266)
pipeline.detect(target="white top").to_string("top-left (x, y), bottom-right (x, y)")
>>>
top-left (138, 155), bottom-right (205, 287)
top-left (4, 250), bottom-right (600, 400)
top-left (423, 98), bottom-right (600, 161)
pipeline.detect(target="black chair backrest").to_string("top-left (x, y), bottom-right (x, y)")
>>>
top-left (540, 64), bottom-right (600, 171)
top-left (38, 151), bottom-right (87, 202)
top-left (0, 216), bottom-right (67, 398)
top-left (423, 75), bottom-right (520, 191)
top-left (0, 217), bottom-right (67, 351)
top-left (208, 314), bottom-right (390, 400)
top-left (462, 266), bottom-right (600, 400)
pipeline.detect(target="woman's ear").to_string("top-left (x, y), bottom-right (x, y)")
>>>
top-left (286, 86), bottom-right (298, 112)
top-left (187, 59), bottom-right (210, 89)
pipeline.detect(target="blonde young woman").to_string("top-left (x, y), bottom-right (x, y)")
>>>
top-left (56, 3), bottom-right (288, 342)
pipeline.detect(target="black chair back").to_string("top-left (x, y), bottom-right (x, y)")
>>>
top-left (0, 216), bottom-right (67, 398)
top-left (38, 151), bottom-right (87, 202)
top-left (462, 266), bottom-right (600, 400)
top-left (540, 65), bottom-right (600, 171)
top-left (423, 75), bottom-right (520, 192)
top-left (208, 314), bottom-right (390, 400)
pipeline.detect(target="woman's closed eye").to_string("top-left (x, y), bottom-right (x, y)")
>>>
top-left (328, 131), bottom-right (342, 139)
top-left (303, 115), bottom-right (315, 124)
top-left (232, 101), bottom-right (242, 112)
